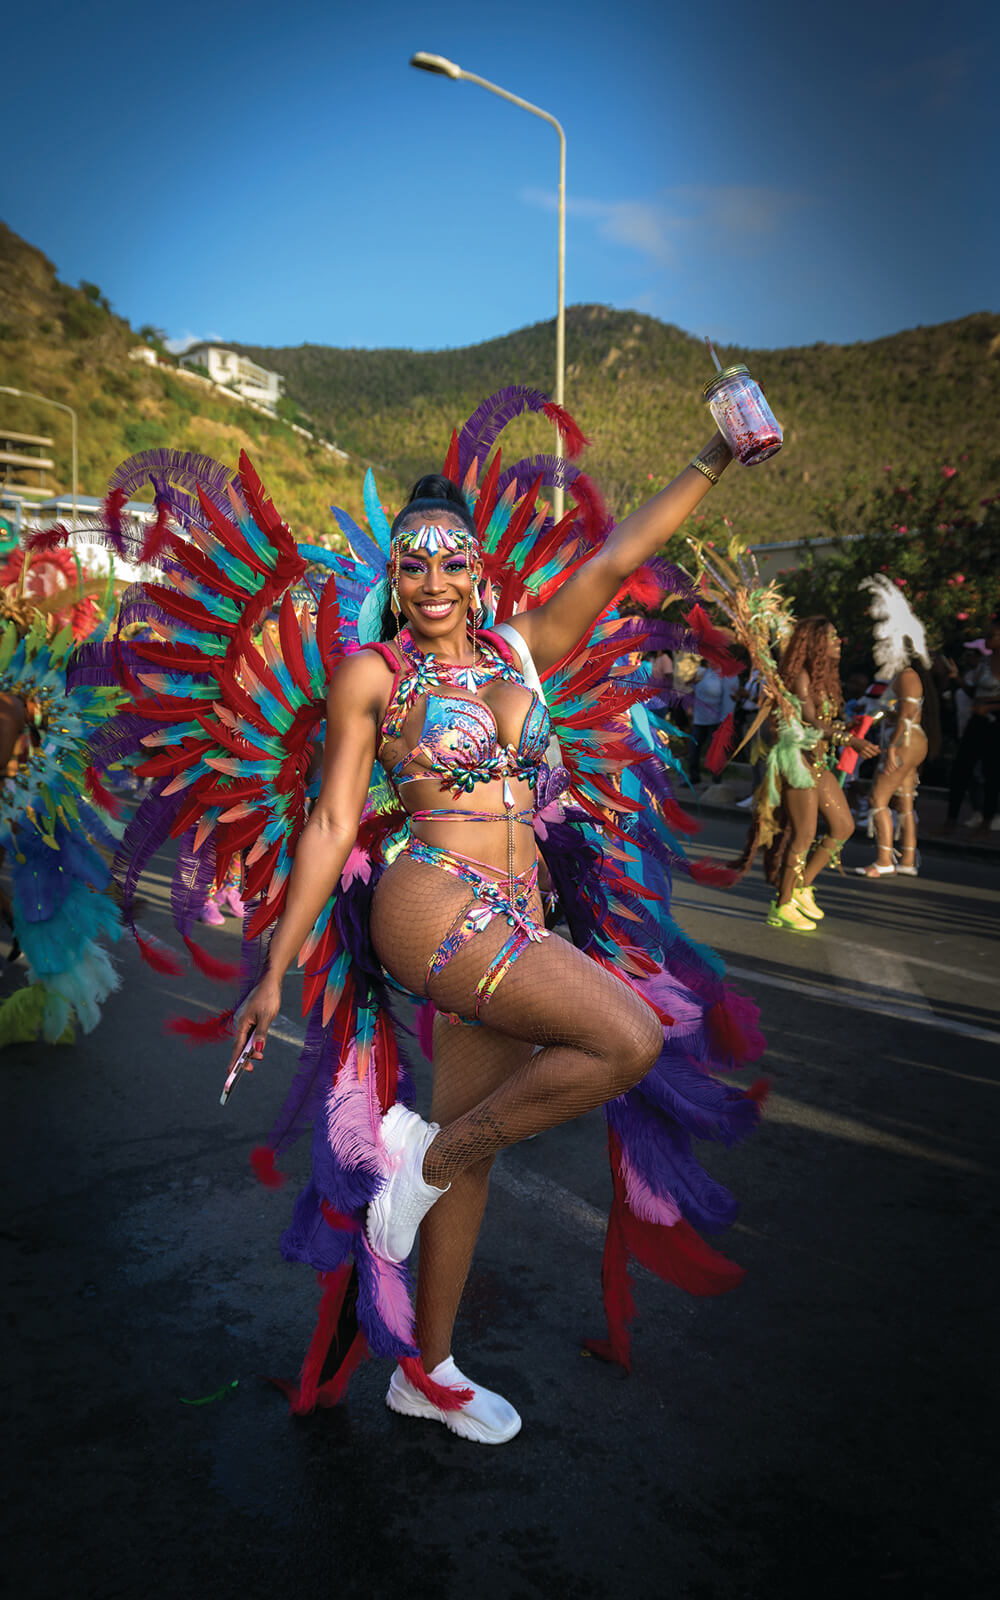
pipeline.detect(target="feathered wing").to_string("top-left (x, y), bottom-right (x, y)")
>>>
top-left (79, 445), bottom-right (425, 1399)
top-left (0, 611), bottom-right (126, 1045)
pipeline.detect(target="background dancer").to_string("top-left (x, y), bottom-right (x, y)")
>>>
top-left (762, 617), bottom-right (879, 928)
top-left (854, 575), bottom-right (940, 879)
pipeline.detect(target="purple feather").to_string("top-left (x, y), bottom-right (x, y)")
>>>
top-left (353, 1239), bottom-right (419, 1359)
top-left (107, 448), bottom-right (236, 521)
top-left (606, 1094), bottom-right (739, 1234)
top-left (280, 1178), bottom-right (356, 1274)
top-left (113, 779), bottom-right (184, 924)
top-left (171, 829), bottom-right (216, 939)
top-left (264, 1006), bottom-right (340, 1159)
top-left (455, 385), bottom-right (554, 479)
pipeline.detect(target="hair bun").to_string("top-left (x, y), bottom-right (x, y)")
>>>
top-left (406, 473), bottom-right (465, 506)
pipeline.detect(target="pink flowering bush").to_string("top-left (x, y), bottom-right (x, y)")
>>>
top-left (780, 459), bottom-right (1000, 659)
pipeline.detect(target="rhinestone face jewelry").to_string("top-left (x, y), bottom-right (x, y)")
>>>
top-left (394, 523), bottom-right (482, 560)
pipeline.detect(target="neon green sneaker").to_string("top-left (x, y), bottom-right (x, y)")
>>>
top-left (766, 899), bottom-right (817, 932)
top-left (793, 885), bottom-right (824, 921)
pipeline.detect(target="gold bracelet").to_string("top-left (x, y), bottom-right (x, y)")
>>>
top-left (689, 456), bottom-right (719, 486)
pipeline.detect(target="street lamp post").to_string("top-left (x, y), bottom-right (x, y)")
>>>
top-left (0, 384), bottom-right (78, 533)
top-left (410, 52), bottom-right (567, 520)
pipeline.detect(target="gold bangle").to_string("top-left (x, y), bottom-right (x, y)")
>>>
top-left (689, 456), bottom-right (719, 486)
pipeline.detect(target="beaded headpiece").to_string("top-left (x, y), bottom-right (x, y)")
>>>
top-left (388, 507), bottom-right (484, 643)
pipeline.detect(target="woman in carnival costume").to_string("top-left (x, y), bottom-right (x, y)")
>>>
top-left (0, 545), bottom-right (126, 1046)
top-left (853, 575), bottom-right (939, 879)
top-left (695, 548), bottom-right (878, 933)
top-left (89, 391), bottom-right (770, 1443)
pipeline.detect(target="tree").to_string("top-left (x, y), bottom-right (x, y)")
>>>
top-left (779, 463), bottom-right (1000, 665)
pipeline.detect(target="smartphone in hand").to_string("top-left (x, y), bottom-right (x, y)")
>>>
top-left (220, 1027), bottom-right (257, 1106)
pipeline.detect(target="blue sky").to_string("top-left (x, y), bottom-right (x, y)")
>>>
top-left (2, 0), bottom-right (996, 353)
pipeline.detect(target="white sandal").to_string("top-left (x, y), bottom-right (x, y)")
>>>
top-left (854, 862), bottom-right (896, 877)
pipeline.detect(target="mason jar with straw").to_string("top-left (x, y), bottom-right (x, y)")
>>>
top-left (703, 338), bottom-right (783, 465)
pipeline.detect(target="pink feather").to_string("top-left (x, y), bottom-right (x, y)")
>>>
top-left (620, 1155), bottom-right (682, 1228)
top-left (361, 1241), bottom-right (417, 1346)
top-left (324, 1047), bottom-right (390, 1173)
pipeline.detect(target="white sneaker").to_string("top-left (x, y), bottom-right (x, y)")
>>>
top-left (365, 1103), bottom-right (449, 1264)
top-left (962, 811), bottom-right (983, 829)
top-left (736, 795), bottom-right (753, 809)
top-left (386, 1356), bottom-right (522, 1444)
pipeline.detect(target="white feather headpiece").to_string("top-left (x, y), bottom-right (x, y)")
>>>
top-left (859, 573), bottom-right (930, 678)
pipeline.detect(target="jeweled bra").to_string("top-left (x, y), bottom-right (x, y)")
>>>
top-left (374, 635), bottom-right (551, 799)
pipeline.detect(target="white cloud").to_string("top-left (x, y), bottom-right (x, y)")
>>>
top-left (521, 183), bottom-right (802, 269)
top-left (164, 329), bottom-right (226, 355)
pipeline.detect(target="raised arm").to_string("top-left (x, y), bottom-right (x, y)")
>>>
top-left (511, 432), bottom-right (734, 674)
top-left (227, 649), bottom-right (387, 1066)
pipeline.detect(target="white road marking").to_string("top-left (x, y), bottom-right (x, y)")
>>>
top-left (764, 1092), bottom-right (986, 1174)
top-left (825, 941), bottom-right (934, 1016)
top-left (723, 962), bottom-right (1000, 1047)
top-left (490, 1158), bottom-right (607, 1238)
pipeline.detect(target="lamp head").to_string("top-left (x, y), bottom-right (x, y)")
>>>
top-left (409, 51), bottom-right (462, 79)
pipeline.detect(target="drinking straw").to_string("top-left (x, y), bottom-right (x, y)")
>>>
top-left (704, 336), bottom-right (723, 373)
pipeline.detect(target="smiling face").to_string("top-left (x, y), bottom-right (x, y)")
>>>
top-left (391, 515), bottom-right (482, 643)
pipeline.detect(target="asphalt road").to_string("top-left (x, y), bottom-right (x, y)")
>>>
top-left (4, 815), bottom-right (998, 1600)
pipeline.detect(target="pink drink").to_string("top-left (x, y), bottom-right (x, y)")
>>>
top-left (703, 364), bottom-right (783, 465)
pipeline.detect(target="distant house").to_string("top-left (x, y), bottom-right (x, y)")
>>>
top-left (178, 344), bottom-right (284, 414)
top-left (128, 344), bottom-right (159, 366)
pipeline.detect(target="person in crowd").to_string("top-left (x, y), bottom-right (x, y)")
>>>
top-left (940, 621), bottom-right (1000, 836)
top-left (853, 576), bottom-right (941, 878)
top-left (689, 657), bottom-right (737, 785)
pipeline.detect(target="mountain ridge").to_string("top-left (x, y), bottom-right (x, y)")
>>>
top-left (1, 220), bottom-right (996, 546)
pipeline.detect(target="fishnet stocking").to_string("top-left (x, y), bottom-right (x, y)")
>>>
top-left (372, 849), bottom-right (662, 1372)
top-left (371, 853), bottom-right (662, 1184)
top-left (415, 1019), bottom-right (534, 1370)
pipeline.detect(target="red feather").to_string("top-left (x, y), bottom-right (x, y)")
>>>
top-left (541, 399), bottom-right (589, 460)
top-left (442, 428), bottom-right (460, 483)
top-left (26, 524), bottom-right (70, 551)
top-left (135, 933), bottom-right (185, 976)
top-left (84, 765), bottom-right (122, 818)
top-left (688, 857), bottom-right (738, 887)
top-left (270, 1266), bottom-right (369, 1415)
top-left (705, 711), bottom-right (735, 775)
top-left (183, 935), bottom-right (242, 983)
top-left (684, 603), bottom-right (739, 676)
top-left (473, 447), bottom-right (503, 534)
top-left (164, 1009), bottom-right (234, 1043)
top-left (659, 796), bottom-right (700, 836)
top-left (398, 1356), bottom-right (473, 1413)
top-left (706, 990), bottom-right (766, 1066)
top-left (104, 485), bottom-right (128, 534)
top-left (250, 1145), bottom-right (287, 1188)
top-left (140, 497), bottom-right (175, 563)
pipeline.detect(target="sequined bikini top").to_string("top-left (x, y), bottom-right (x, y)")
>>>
top-left (366, 634), bottom-right (551, 797)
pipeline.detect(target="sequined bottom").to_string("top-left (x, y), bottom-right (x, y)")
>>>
top-left (404, 836), bottom-right (549, 1018)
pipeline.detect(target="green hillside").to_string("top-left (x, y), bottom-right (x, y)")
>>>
top-left (1, 219), bottom-right (996, 550)
top-left (0, 223), bottom-right (391, 541)
top-left (235, 305), bottom-right (1000, 543)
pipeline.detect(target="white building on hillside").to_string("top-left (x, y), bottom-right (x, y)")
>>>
top-left (178, 344), bottom-right (284, 414)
